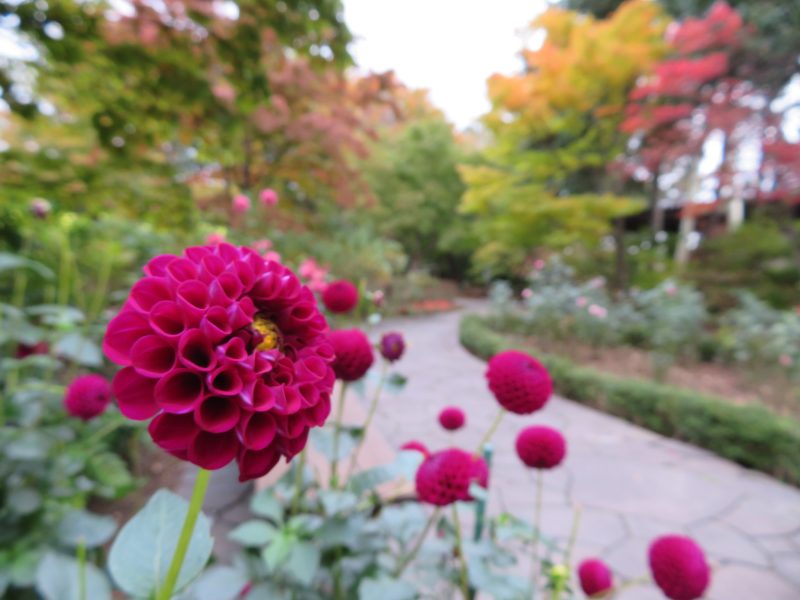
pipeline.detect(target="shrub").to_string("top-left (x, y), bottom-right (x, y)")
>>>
top-left (460, 314), bottom-right (800, 486)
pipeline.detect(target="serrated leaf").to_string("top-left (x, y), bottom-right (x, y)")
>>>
top-left (35, 552), bottom-right (111, 600)
top-left (56, 510), bottom-right (117, 548)
top-left (228, 520), bottom-right (276, 547)
top-left (108, 489), bottom-right (213, 598)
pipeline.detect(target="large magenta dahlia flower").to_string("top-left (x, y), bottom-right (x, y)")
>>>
top-left (103, 243), bottom-right (335, 481)
top-left (578, 558), bottom-right (614, 598)
top-left (485, 350), bottom-right (552, 414)
top-left (648, 535), bottom-right (710, 600)
top-left (64, 374), bottom-right (111, 420)
top-left (329, 329), bottom-right (374, 382)
top-left (415, 448), bottom-right (488, 506)
top-left (322, 279), bottom-right (359, 314)
top-left (515, 425), bottom-right (566, 470)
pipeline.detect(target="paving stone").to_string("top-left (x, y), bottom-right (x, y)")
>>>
top-left (688, 521), bottom-right (770, 567)
top-left (721, 495), bottom-right (800, 536)
top-left (707, 564), bottom-right (798, 600)
top-left (773, 554), bottom-right (800, 588)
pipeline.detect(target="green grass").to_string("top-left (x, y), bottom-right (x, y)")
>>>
top-left (460, 314), bottom-right (800, 487)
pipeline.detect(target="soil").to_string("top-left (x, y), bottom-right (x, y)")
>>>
top-left (511, 335), bottom-right (800, 419)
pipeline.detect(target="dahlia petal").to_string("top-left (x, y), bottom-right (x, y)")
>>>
top-left (154, 369), bottom-right (205, 413)
top-left (279, 428), bottom-right (309, 459)
top-left (184, 245), bottom-right (213, 264)
top-left (232, 259), bottom-right (256, 292)
top-left (201, 254), bottom-right (226, 277)
top-left (209, 272), bottom-right (243, 307)
top-left (130, 335), bottom-right (177, 377)
top-left (199, 305), bottom-right (232, 344)
top-left (215, 242), bottom-right (240, 263)
top-left (176, 280), bottom-right (210, 323)
top-left (195, 396), bottom-right (241, 432)
top-left (207, 366), bottom-right (243, 396)
top-left (217, 337), bottom-right (248, 364)
top-left (251, 381), bottom-right (276, 411)
top-left (129, 277), bottom-right (173, 312)
top-left (237, 447), bottom-right (281, 481)
top-left (240, 412), bottom-right (277, 450)
top-left (278, 302), bottom-right (316, 334)
top-left (166, 257), bottom-right (200, 282)
top-left (143, 254), bottom-right (177, 277)
top-left (178, 329), bottom-right (217, 372)
top-left (149, 301), bottom-right (187, 339)
top-left (112, 367), bottom-right (159, 420)
top-left (188, 431), bottom-right (237, 470)
top-left (103, 308), bottom-right (152, 365)
top-left (149, 412), bottom-right (198, 453)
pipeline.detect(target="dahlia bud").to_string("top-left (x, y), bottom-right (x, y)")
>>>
top-left (486, 350), bottom-right (552, 414)
top-left (322, 280), bottom-right (359, 314)
top-left (64, 374), bottom-right (111, 420)
top-left (578, 558), bottom-right (614, 598)
top-left (415, 448), bottom-right (488, 506)
top-left (379, 331), bottom-right (405, 362)
top-left (648, 535), bottom-right (710, 600)
top-left (438, 406), bottom-right (466, 431)
top-left (515, 425), bottom-right (566, 470)
top-left (329, 328), bottom-right (374, 382)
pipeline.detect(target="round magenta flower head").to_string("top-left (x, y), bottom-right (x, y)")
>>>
top-left (648, 535), bottom-right (710, 600)
top-left (102, 243), bottom-right (335, 481)
top-left (486, 350), bottom-right (552, 414)
top-left (401, 440), bottom-right (430, 457)
top-left (64, 374), bottom-right (111, 420)
top-left (232, 194), bottom-right (251, 214)
top-left (329, 328), bottom-right (374, 382)
top-left (30, 198), bottom-right (52, 219)
top-left (379, 331), bottom-right (405, 362)
top-left (438, 406), bottom-right (466, 431)
top-left (322, 279), bottom-right (359, 314)
top-left (578, 558), bottom-right (614, 598)
top-left (259, 188), bottom-right (279, 207)
top-left (515, 425), bottom-right (566, 469)
top-left (415, 448), bottom-right (488, 506)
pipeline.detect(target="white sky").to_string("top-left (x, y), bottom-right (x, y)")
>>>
top-left (344, 0), bottom-right (547, 129)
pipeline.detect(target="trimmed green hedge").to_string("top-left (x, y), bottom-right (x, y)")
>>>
top-left (460, 314), bottom-right (800, 487)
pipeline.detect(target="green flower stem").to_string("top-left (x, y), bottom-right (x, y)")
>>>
top-left (345, 360), bottom-right (388, 481)
top-left (291, 448), bottom-right (307, 514)
top-left (475, 408), bottom-right (505, 456)
top-left (329, 382), bottom-right (348, 489)
top-left (530, 469), bottom-right (544, 593)
top-left (77, 538), bottom-right (87, 600)
top-left (393, 507), bottom-right (441, 577)
top-left (451, 505), bottom-right (471, 600)
top-left (81, 415), bottom-right (126, 449)
top-left (156, 468), bottom-right (212, 600)
top-left (563, 504), bottom-right (582, 566)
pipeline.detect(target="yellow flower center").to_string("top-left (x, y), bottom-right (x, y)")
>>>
top-left (252, 313), bottom-right (282, 351)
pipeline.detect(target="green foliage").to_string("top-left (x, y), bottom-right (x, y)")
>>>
top-left (687, 219), bottom-right (800, 310)
top-left (363, 118), bottom-right (476, 279)
top-left (460, 314), bottom-right (800, 486)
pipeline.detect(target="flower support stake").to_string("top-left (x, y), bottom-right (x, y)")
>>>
top-left (157, 468), bottom-right (212, 600)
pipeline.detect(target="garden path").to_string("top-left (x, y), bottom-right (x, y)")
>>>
top-left (368, 300), bottom-right (800, 600)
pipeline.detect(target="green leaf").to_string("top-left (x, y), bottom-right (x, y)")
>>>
top-left (358, 576), bottom-right (417, 600)
top-left (108, 489), bottom-right (213, 599)
top-left (87, 452), bottom-right (135, 497)
top-left (309, 426), bottom-right (357, 462)
top-left (348, 451), bottom-right (423, 495)
top-left (190, 565), bottom-right (249, 600)
top-left (228, 520), bottom-right (277, 547)
top-left (8, 488), bottom-right (42, 515)
top-left (261, 531), bottom-right (294, 572)
top-left (0, 252), bottom-right (54, 279)
top-left (319, 490), bottom-right (358, 516)
top-left (385, 373), bottom-right (408, 394)
top-left (56, 510), bottom-right (117, 548)
top-left (27, 305), bottom-right (86, 326)
top-left (249, 490), bottom-right (283, 524)
top-left (53, 332), bottom-right (102, 366)
top-left (6, 430), bottom-right (52, 460)
top-left (281, 541), bottom-right (320, 586)
top-left (36, 552), bottom-right (111, 600)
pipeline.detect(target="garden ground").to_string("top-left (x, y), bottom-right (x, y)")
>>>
top-left (363, 300), bottom-right (800, 599)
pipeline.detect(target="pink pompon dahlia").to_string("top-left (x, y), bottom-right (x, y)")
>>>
top-left (515, 425), bottom-right (566, 469)
top-left (322, 279), bottom-right (359, 314)
top-left (329, 329), bottom-right (374, 382)
top-left (438, 406), bottom-right (466, 431)
top-left (259, 188), bottom-right (279, 207)
top-left (64, 374), bottom-right (112, 420)
top-left (401, 440), bottom-right (430, 457)
top-left (486, 350), bottom-right (552, 414)
top-left (379, 331), bottom-right (405, 362)
top-left (578, 558), bottom-right (614, 598)
top-left (415, 448), bottom-right (488, 506)
top-left (103, 243), bottom-right (335, 481)
top-left (232, 194), bottom-right (251, 214)
top-left (648, 535), bottom-right (710, 600)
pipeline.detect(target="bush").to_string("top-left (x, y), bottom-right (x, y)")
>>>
top-left (459, 314), bottom-right (800, 487)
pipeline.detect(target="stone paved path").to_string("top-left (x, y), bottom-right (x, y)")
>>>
top-left (369, 302), bottom-right (800, 600)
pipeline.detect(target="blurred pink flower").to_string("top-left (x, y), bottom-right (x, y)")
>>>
top-left (298, 258), bottom-right (329, 293)
top-left (371, 290), bottom-right (385, 307)
top-left (665, 284), bottom-right (678, 296)
top-left (521, 288), bottom-right (533, 300)
top-left (259, 188), bottom-right (279, 207)
top-left (588, 304), bottom-right (608, 319)
top-left (779, 354), bottom-right (793, 367)
top-left (587, 276), bottom-right (605, 289)
top-left (212, 82), bottom-right (236, 103)
top-left (232, 194), bottom-right (251, 214)
top-left (533, 259), bottom-right (546, 270)
top-left (206, 232), bottom-right (226, 245)
top-left (263, 251), bottom-right (282, 263)
top-left (251, 239), bottom-right (273, 255)
top-left (576, 296), bottom-right (588, 307)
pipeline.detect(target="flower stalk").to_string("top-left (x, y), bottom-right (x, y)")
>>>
top-left (329, 382), bottom-right (348, 489)
top-left (346, 360), bottom-right (388, 480)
